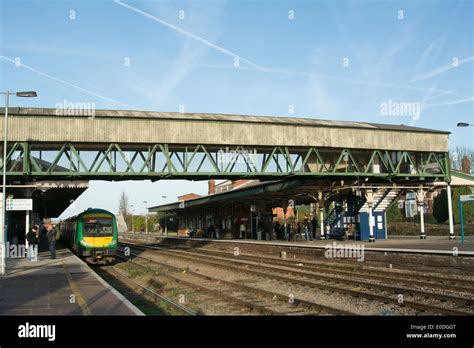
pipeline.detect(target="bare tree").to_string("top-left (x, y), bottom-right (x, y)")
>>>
top-left (449, 145), bottom-right (473, 172)
top-left (118, 190), bottom-right (129, 215)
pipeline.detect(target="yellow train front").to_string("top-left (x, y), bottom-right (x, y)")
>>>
top-left (60, 208), bottom-right (118, 264)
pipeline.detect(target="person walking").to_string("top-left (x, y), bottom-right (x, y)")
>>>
top-left (43, 218), bottom-right (57, 260)
top-left (26, 225), bottom-right (39, 261)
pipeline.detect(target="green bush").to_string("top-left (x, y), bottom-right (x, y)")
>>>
top-left (425, 213), bottom-right (438, 224)
top-left (453, 187), bottom-right (474, 224)
top-left (388, 222), bottom-right (474, 236)
top-left (414, 213), bottom-right (438, 224)
top-left (433, 189), bottom-right (449, 223)
top-left (386, 199), bottom-right (401, 223)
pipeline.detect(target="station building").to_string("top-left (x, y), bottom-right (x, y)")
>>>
top-left (149, 170), bottom-right (474, 241)
top-left (150, 179), bottom-right (306, 239)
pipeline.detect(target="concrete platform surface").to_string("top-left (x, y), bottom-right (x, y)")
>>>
top-left (0, 244), bottom-right (143, 316)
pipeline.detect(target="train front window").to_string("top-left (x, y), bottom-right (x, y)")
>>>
top-left (83, 218), bottom-right (114, 236)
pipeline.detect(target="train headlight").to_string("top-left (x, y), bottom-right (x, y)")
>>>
top-left (80, 240), bottom-right (89, 247)
top-left (108, 240), bottom-right (117, 246)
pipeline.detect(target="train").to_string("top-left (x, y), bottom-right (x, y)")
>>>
top-left (60, 208), bottom-right (117, 264)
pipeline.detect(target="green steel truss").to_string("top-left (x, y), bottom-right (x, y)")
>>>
top-left (0, 142), bottom-right (450, 182)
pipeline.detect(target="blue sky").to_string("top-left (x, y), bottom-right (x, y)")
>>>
top-left (0, 0), bottom-right (473, 218)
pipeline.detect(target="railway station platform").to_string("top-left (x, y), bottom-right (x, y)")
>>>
top-left (0, 243), bottom-right (143, 315)
top-left (120, 233), bottom-right (474, 254)
top-left (120, 233), bottom-right (474, 275)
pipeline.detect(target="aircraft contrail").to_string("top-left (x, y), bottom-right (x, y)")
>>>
top-left (114, 0), bottom-right (265, 71)
top-left (0, 55), bottom-right (132, 107)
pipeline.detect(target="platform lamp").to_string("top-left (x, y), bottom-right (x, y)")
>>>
top-left (130, 204), bottom-right (135, 233)
top-left (161, 196), bottom-right (167, 235)
top-left (455, 122), bottom-right (473, 172)
top-left (0, 91), bottom-right (37, 275)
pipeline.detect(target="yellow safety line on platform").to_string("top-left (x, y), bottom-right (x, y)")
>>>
top-left (62, 261), bottom-right (93, 315)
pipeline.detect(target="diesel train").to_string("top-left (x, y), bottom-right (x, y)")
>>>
top-left (60, 208), bottom-right (118, 264)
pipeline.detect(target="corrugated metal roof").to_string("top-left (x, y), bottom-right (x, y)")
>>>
top-left (430, 171), bottom-right (474, 187)
top-left (149, 179), bottom-right (304, 212)
top-left (1, 107), bottom-right (449, 134)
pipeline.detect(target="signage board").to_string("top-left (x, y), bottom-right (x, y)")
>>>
top-left (460, 194), bottom-right (474, 203)
top-left (6, 199), bottom-right (33, 211)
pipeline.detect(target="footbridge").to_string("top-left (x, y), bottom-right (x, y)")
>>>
top-left (0, 107), bottom-right (454, 240)
top-left (0, 108), bottom-right (450, 182)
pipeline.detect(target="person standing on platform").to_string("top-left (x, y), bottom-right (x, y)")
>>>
top-left (209, 224), bottom-right (216, 239)
top-left (285, 222), bottom-right (291, 241)
top-left (305, 221), bottom-right (312, 241)
top-left (239, 221), bottom-right (246, 239)
top-left (26, 225), bottom-right (39, 261)
top-left (292, 221), bottom-right (298, 241)
top-left (43, 218), bottom-right (57, 260)
top-left (311, 216), bottom-right (317, 240)
top-left (256, 222), bottom-right (263, 240)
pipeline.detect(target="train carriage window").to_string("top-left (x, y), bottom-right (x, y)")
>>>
top-left (83, 217), bottom-right (114, 236)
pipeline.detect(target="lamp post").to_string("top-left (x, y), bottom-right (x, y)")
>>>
top-left (1, 91), bottom-right (37, 275)
top-left (143, 200), bottom-right (148, 234)
top-left (447, 121), bottom-right (473, 239)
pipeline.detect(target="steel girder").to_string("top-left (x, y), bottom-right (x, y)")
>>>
top-left (0, 142), bottom-right (450, 182)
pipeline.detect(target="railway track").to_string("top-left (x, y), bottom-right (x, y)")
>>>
top-left (188, 246), bottom-right (474, 293)
top-left (120, 237), bottom-right (474, 288)
top-left (95, 262), bottom-right (198, 316)
top-left (116, 253), bottom-right (278, 315)
top-left (122, 239), bottom-right (474, 293)
top-left (116, 248), bottom-right (354, 315)
top-left (119, 240), bottom-right (474, 315)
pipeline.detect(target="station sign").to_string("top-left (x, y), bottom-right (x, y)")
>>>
top-left (6, 199), bottom-right (33, 211)
top-left (460, 194), bottom-right (474, 203)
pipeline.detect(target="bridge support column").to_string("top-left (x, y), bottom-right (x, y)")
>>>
top-left (319, 209), bottom-right (325, 240)
top-left (365, 190), bottom-right (375, 243)
top-left (447, 184), bottom-right (455, 240)
top-left (318, 192), bottom-right (325, 240)
top-left (416, 188), bottom-right (426, 240)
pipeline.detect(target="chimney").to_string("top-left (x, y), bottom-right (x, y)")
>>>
top-left (208, 179), bottom-right (215, 195)
top-left (461, 155), bottom-right (471, 174)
